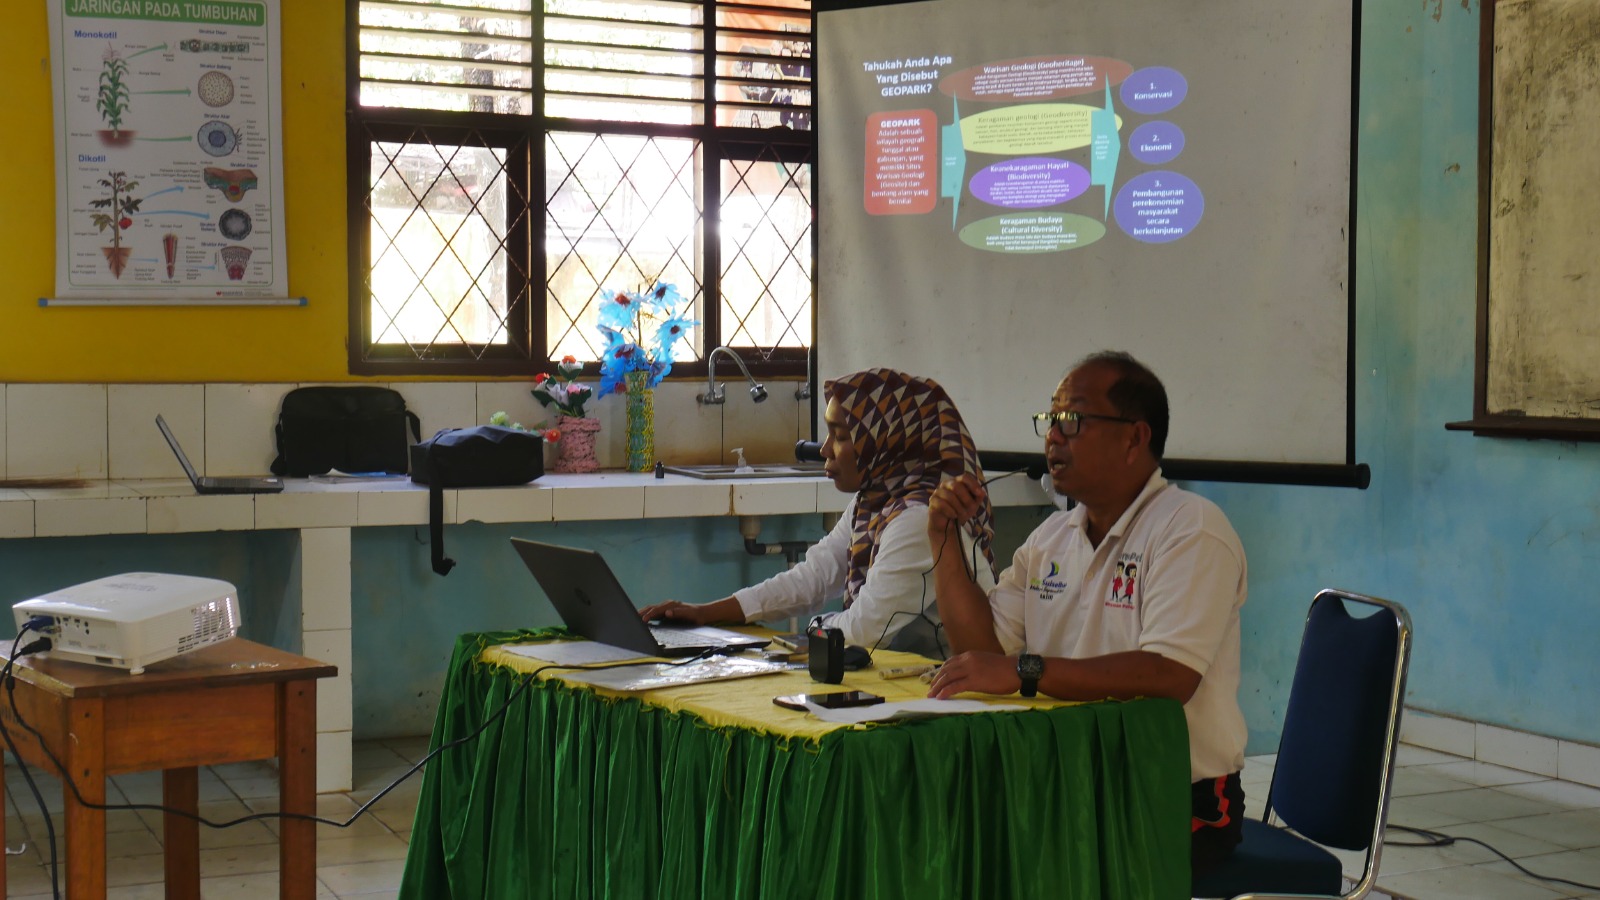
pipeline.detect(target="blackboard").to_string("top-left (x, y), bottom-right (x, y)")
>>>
top-left (1450, 0), bottom-right (1600, 440)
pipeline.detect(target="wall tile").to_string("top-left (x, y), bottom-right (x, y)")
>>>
top-left (255, 490), bottom-right (358, 529)
top-left (0, 496), bottom-right (32, 538)
top-left (6, 384), bottom-right (108, 479)
top-left (112, 384), bottom-right (206, 479)
top-left (817, 482), bottom-right (851, 513)
top-left (644, 482), bottom-right (733, 518)
top-left (303, 629), bottom-right (353, 732)
top-left (356, 487), bottom-right (432, 527)
top-left (1477, 722), bottom-right (1559, 777)
top-left (317, 730), bottom-right (353, 795)
top-left (301, 527), bottom-right (352, 631)
top-left (35, 496), bottom-right (145, 536)
top-left (147, 494), bottom-right (255, 534)
top-left (455, 486), bottom-right (551, 524)
top-left (723, 388), bottom-right (801, 464)
top-left (205, 384), bottom-right (288, 476)
top-left (1402, 709), bottom-right (1477, 759)
top-left (393, 382), bottom-right (476, 438)
top-left (654, 381), bottom-right (724, 466)
top-left (475, 382), bottom-right (540, 430)
top-left (551, 484), bottom-right (645, 521)
top-left (734, 481), bottom-right (817, 515)
top-left (1559, 741), bottom-right (1600, 789)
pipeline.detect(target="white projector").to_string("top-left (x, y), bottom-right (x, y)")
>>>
top-left (13, 573), bottom-right (241, 674)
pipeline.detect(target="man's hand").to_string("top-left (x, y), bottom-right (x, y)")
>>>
top-left (637, 596), bottom-right (743, 627)
top-left (927, 474), bottom-right (987, 546)
top-left (637, 600), bottom-right (712, 625)
top-left (926, 650), bottom-right (1021, 699)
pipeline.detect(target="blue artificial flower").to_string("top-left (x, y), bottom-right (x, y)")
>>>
top-left (595, 281), bottom-right (698, 391)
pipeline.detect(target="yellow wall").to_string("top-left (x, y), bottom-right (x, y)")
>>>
top-left (0, 0), bottom-right (355, 383)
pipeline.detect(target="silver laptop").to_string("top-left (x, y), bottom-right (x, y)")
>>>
top-left (155, 415), bottom-right (284, 494)
top-left (511, 538), bottom-right (769, 658)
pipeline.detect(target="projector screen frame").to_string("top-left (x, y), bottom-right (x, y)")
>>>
top-left (805, 0), bottom-right (1367, 489)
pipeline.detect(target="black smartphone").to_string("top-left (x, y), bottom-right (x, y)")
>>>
top-left (773, 690), bottom-right (885, 712)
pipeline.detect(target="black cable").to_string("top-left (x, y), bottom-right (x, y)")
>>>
top-left (2, 628), bottom-right (61, 900)
top-left (864, 469), bottom-right (1023, 659)
top-left (3, 644), bottom-right (717, 849)
top-left (1385, 823), bottom-right (1600, 892)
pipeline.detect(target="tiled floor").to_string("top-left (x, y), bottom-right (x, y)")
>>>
top-left (1246, 745), bottom-right (1600, 900)
top-left (6, 738), bottom-right (1600, 898)
top-left (3, 737), bottom-right (424, 899)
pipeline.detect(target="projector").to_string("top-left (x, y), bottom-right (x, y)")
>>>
top-left (13, 573), bottom-right (241, 675)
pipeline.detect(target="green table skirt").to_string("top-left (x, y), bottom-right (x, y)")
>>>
top-left (400, 631), bottom-right (1191, 899)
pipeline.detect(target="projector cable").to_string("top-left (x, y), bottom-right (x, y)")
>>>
top-left (2, 626), bottom-right (62, 900)
top-left (0, 640), bottom-right (720, 872)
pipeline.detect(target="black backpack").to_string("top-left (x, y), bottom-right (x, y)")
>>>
top-left (410, 426), bottom-right (545, 575)
top-left (270, 387), bottom-right (421, 477)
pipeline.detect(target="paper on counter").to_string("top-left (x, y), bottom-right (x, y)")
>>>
top-left (561, 655), bottom-right (785, 692)
top-left (503, 640), bottom-right (652, 667)
top-left (803, 698), bottom-right (1027, 725)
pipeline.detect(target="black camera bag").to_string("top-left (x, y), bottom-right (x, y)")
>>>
top-left (410, 426), bottom-right (545, 575)
top-left (270, 386), bottom-right (420, 477)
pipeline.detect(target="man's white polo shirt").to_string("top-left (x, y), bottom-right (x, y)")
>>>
top-left (990, 470), bottom-right (1247, 781)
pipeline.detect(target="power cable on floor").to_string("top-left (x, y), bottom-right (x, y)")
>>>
top-left (1386, 822), bottom-right (1600, 893)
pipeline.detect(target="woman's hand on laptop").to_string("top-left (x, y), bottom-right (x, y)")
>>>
top-left (638, 596), bottom-right (745, 627)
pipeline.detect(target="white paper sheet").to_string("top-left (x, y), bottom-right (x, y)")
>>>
top-left (503, 640), bottom-right (652, 667)
top-left (560, 656), bottom-right (786, 692)
top-left (803, 698), bottom-right (1027, 725)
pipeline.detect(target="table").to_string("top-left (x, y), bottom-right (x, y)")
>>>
top-left (0, 468), bottom-right (1052, 793)
top-left (400, 631), bottom-right (1192, 899)
top-left (0, 638), bottom-right (336, 899)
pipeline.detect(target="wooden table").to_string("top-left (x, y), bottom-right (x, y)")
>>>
top-left (0, 638), bottom-right (336, 899)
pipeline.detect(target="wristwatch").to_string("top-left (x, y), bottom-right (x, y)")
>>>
top-left (1016, 653), bottom-right (1044, 698)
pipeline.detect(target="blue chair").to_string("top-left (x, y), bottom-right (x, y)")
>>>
top-left (1193, 589), bottom-right (1413, 900)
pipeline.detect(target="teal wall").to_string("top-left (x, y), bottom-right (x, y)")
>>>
top-left (1185, 0), bottom-right (1600, 755)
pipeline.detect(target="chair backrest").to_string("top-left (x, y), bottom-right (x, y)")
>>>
top-left (1266, 589), bottom-right (1412, 852)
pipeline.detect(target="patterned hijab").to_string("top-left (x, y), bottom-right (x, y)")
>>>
top-left (825, 369), bottom-right (997, 607)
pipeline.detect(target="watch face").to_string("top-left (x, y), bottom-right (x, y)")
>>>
top-left (1019, 654), bottom-right (1044, 679)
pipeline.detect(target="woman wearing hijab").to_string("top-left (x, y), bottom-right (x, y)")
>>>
top-left (639, 369), bottom-right (997, 657)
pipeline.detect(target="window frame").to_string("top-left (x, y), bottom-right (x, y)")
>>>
top-left (344, 0), bottom-right (815, 379)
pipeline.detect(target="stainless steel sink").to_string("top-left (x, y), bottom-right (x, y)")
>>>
top-left (660, 463), bottom-right (826, 480)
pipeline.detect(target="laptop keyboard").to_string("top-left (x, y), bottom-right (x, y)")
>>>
top-left (649, 627), bottom-right (715, 649)
top-left (210, 477), bottom-right (268, 488)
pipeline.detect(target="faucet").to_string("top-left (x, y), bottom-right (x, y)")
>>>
top-left (699, 346), bottom-right (768, 404)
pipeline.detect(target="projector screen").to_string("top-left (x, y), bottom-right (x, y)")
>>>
top-left (815, 0), bottom-right (1362, 482)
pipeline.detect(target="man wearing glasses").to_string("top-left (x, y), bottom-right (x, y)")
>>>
top-left (924, 350), bottom-right (1248, 878)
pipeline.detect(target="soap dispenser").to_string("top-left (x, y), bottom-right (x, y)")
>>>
top-left (731, 447), bottom-right (755, 474)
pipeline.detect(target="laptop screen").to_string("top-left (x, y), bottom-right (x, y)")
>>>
top-left (155, 414), bottom-right (201, 484)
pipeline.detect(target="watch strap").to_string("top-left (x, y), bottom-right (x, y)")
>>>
top-left (1017, 653), bottom-right (1043, 698)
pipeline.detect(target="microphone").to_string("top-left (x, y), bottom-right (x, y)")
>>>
top-left (1039, 471), bottom-right (1076, 511)
top-left (795, 440), bottom-right (823, 462)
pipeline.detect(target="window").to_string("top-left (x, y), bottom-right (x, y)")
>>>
top-left (348, 0), bottom-right (814, 376)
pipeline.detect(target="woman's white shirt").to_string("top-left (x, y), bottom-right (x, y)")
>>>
top-left (732, 496), bottom-right (996, 655)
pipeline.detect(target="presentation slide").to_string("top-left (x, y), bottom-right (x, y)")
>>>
top-left (817, 0), bottom-right (1356, 467)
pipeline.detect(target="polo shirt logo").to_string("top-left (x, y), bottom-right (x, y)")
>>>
top-left (1108, 552), bottom-right (1141, 609)
top-left (1029, 560), bottom-right (1069, 602)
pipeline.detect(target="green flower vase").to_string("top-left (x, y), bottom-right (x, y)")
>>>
top-left (624, 370), bottom-right (655, 472)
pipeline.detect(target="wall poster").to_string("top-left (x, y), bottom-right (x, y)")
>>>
top-left (46, 0), bottom-right (286, 300)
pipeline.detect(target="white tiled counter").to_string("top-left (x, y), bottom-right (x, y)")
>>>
top-left (0, 471), bottom-right (1050, 791)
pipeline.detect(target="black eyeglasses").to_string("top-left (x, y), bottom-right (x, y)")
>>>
top-left (1031, 410), bottom-right (1137, 438)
